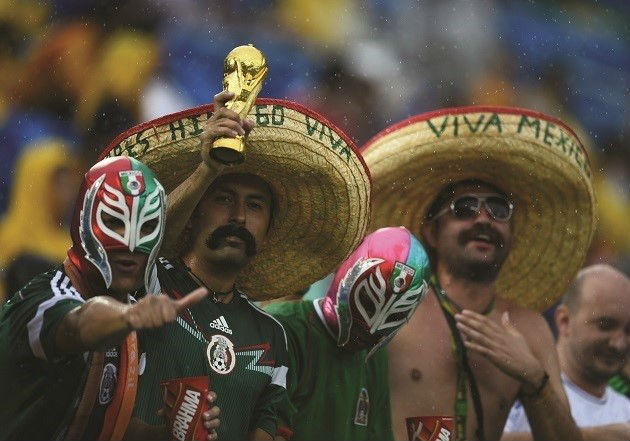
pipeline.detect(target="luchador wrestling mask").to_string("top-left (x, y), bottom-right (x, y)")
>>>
top-left (68, 156), bottom-right (166, 292)
top-left (320, 227), bottom-right (431, 357)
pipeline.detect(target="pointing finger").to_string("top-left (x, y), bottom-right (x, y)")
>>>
top-left (175, 288), bottom-right (209, 312)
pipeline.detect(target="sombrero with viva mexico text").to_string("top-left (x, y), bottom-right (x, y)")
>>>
top-left (360, 106), bottom-right (596, 311)
top-left (100, 99), bottom-right (371, 300)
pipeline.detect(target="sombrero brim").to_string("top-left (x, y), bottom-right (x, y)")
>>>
top-left (361, 106), bottom-right (596, 311)
top-left (100, 98), bottom-right (371, 300)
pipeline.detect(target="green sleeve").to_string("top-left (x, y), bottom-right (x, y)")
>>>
top-left (263, 302), bottom-right (309, 435)
top-left (368, 348), bottom-right (395, 441)
top-left (250, 317), bottom-right (291, 438)
top-left (1, 271), bottom-right (83, 362)
top-left (276, 324), bottom-right (301, 431)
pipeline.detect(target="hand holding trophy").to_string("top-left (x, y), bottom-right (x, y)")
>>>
top-left (206, 45), bottom-right (268, 165)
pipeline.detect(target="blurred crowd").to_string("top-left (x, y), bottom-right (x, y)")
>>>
top-left (0, 0), bottom-right (628, 299)
top-left (0, 2), bottom-right (628, 440)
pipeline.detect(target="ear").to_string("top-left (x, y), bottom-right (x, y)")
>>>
top-left (421, 220), bottom-right (438, 249)
top-left (555, 304), bottom-right (571, 337)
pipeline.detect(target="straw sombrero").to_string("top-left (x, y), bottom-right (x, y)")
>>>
top-left (361, 106), bottom-right (596, 311)
top-left (99, 98), bottom-right (371, 300)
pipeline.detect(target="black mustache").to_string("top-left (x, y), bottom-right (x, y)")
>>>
top-left (205, 224), bottom-right (257, 256)
top-left (458, 224), bottom-right (504, 247)
top-left (596, 349), bottom-right (627, 362)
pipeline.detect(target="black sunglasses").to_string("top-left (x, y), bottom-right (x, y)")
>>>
top-left (432, 194), bottom-right (514, 222)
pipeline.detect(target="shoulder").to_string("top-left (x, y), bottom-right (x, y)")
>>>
top-left (263, 300), bottom-right (316, 339)
top-left (1, 267), bottom-right (84, 360)
top-left (156, 257), bottom-right (187, 277)
top-left (239, 294), bottom-right (290, 343)
top-left (156, 256), bottom-right (177, 270)
top-left (498, 299), bottom-right (560, 372)
top-left (264, 300), bottom-right (312, 322)
top-left (5, 267), bottom-right (84, 308)
top-left (607, 386), bottom-right (630, 408)
top-left (500, 298), bottom-right (550, 338)
top-left (155, 258), bottom-right (196, 296)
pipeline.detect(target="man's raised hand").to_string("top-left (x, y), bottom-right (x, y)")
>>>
top-left (124, 287), bottom-right (208, 331)
top-left (200, 90), bottom-right (254, 168)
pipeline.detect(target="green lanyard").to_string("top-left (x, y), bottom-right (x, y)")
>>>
top-left (431, 275), bottom-right (492, 441)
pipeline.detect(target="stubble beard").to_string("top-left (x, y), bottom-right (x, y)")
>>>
top-left (206, 248), bottom-right (251, 273)
top-left (442, 244), bottom-right (509, 283)
top-left (573, 343), bottom-right (619, 388)
top-left (442, 225), bottom-right (510, 283)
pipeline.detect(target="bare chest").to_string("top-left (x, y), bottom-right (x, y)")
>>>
top-left (387, 296), bottom-right (521, 440)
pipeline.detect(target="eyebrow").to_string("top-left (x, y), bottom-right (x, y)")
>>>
top-left (214, 187), bottom-right (270, 204)
top-left (247, 194), bottom-right (269, 202)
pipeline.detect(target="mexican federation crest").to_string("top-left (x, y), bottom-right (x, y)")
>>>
top-left (207, 334), bottom-right (236, 375)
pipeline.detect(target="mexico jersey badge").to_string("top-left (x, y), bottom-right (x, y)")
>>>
top-left (207, 334), bottom-right (236, 374)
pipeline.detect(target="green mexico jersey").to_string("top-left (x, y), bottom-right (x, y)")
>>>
top-left (0, 268), bottom-right (120, 441)
top-left (133, 258), bottom-right (289, 440)
top-left (264, 300), bottom-right (394, 441)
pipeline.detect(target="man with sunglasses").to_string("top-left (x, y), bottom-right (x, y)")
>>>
top-left (360, 107), bottom-right (596, 441)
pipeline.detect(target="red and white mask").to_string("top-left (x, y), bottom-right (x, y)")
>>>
top-left (68, 156), bottom-right (166, 293)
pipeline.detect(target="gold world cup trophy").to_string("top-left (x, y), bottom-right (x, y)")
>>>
top-left (209, 44), bottom-right (268, 164)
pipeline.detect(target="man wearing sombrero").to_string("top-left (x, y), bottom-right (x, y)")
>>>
top-left (99, 92), bottom-right (371, 440)
top-left (361, 107), bottom-right (595, 441)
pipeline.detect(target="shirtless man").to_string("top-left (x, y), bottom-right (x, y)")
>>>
top-left (360, 107), bottom-right (596, 441)
top-left (388, 181), bottom-right (578, 441)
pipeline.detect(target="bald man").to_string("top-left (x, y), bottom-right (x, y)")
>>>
top-left (502, 264), bottom-right (630, 441)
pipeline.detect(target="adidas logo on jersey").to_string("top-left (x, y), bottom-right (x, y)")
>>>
top-left (209, 316), bottom-right (232, 334)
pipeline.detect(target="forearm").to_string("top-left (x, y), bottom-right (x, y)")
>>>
top-left (581, 423), bottom-right (630, 441)
top-left (521, 382), bottom-right (582, 441)
top-left (502, 424), bottom-right (630, 441)
top-left (162, 162), bottom-right (222, 254)
top-left (55, 296), bottom-right (131, 353)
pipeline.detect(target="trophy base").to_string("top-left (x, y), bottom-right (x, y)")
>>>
top-left (210, 137), bottom-right (245, 164)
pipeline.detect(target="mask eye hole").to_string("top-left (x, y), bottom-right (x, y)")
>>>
top-left (101, 212), bottom-right (125, 234)
top-left (140, 219), bottom-right (159, 238)
top-left (357, 287), bottom-right (376, 317)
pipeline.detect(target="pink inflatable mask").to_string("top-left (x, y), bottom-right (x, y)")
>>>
top-left (320, 226), bottom-right (431, 357)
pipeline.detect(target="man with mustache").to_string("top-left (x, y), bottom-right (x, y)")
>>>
top-left (360, 107), bottom-right (596, 441)
top-left (502, 264), bottom-right (630, 441)
top-left (100, 92), bottom-right (372, 440)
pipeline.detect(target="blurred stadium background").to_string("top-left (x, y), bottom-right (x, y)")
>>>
top-left (0, 0), bottom-right (628, 302)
